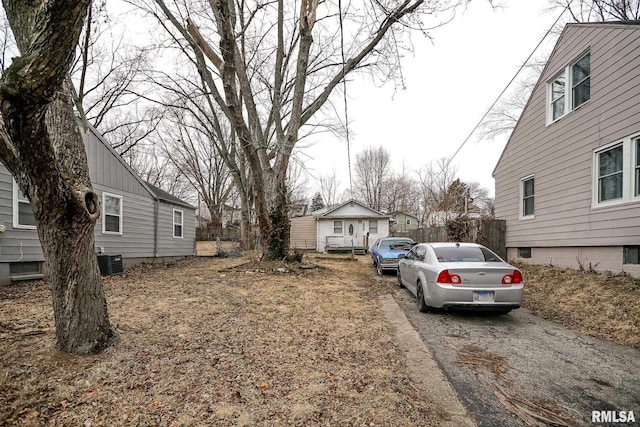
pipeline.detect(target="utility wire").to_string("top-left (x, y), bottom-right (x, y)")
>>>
top-left (444, 2), bottom-right (571, 169)
top-left (338, 0), bottom-right (353, 195)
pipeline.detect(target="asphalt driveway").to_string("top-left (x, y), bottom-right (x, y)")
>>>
top-left (390, 279), bottom-right (640, 427)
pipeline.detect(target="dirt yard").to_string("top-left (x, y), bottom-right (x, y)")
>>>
top-left (0, 254), bottom-right (446, 426)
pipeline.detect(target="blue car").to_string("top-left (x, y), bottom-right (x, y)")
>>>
top-left (370, 237), bottom-right (417, 275)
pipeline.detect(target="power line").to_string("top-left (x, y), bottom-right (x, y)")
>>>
top-left (444, 3), bottom-right (571, 169)
top-left (338, 0), bottom-right (353, 195)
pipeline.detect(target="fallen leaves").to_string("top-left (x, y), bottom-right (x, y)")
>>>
top-left (0, 255), bottom-right (444, 426)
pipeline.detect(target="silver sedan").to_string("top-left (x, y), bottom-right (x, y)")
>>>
top-left (397, 242), bottom-right (523, 313)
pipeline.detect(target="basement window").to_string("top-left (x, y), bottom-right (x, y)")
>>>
top-left (624, 246), bottom-right (640, 265)
top-left (518, 247), bottom-right (532, 259)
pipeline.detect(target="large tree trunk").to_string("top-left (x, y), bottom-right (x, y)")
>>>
top-left (0, 0), bottom-right (114, 354)
top-left (38, 89), bottom-right (113, 354)
top-left (265, 182), bottom-right (290, 260)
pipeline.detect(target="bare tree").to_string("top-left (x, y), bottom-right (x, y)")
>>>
top-left (155, 112), bottom-right (235, 228)
top-left (319, 169), bottom-right (342, 208)
top-left (137, 0), bottom-right (467, 259)
top-left (477, 57), bottom-right (547, 140)
top-left (417, 158), bottom-right (458, 225)
top-left (71, 1), bottom-right (164, 160)
top-left (0, 0), bottom-right (113, 354)
top-left (287, 159), bottom-right (311, 207)
top-left (552, 0), bottom-right (640, 21)
top-left (0, 8), bottom-right (15, 72)
top-left (382, 167), bottom-right (420, 217)
top-left (466, 181), bottom-right (493, 215)
top-left (354, 146), bottom-right (392, 211)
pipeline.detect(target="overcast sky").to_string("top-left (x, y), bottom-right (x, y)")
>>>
top-left (299, 1), bottom-right (562, 198)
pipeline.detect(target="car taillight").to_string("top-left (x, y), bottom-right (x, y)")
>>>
top-left (437, 270), bottom-right (462, 284)
top-left (502, 270), bottom-right (523, 285)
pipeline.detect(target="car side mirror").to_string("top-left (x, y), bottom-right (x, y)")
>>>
top-left (397, 254), bottom-right (406, 259)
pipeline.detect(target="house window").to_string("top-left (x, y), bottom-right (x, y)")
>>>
top-left (369, 220), bottom-right (378, 233)
top-left (518, 247), bottom-right (532, 259)
top-left (333, 221), bottom-right (342, 234)
top-left (547, 51), bottom-right (590, 124)
top-left (102, 192), bottom-right (123, 235)
top-left (12, 180), bottom-right (36, 229)
top-left (593, 135), bottom-right (640, 207)
top-left (635, 139), bottom-right (640, 197)
top-left (173, 209), bottom-right (183, 238)
top-left (597, 144), bottom-right (623, 202)
top-left (624, 246), bottom-right (640, 264)
top-left (550, 73), bottom-right (565, 121)
top-left (406, 218), bottom-right (412, 225)
top-left (521, 176), bottom-right (534, 218)
top-left (572, 53), bottom-right (590, 109)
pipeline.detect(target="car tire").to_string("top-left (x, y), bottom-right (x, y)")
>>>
top-left (416, 280), bottom-right (430, 313)
top-left (377, 262), bottom-right (384, 276)
top-left (397, 270), bottom-right (404, 288)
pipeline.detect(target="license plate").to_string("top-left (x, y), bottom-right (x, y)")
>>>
top-left (473, 291), bottom-right (494, 302)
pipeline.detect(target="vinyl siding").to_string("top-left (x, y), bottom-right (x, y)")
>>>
top-left (290, 216), bottom-right (317, 250)
top-left (494, 24), bottom-right (640, 249)
top-left (93, 184), bottom-right (156, 258)
top-left (0, 125), bottom-right (196, 277)
top-left (156, 202), bottom-right (196, 257)
top-left (0, 165), bottom-right (42, 262)
top-left (84, 130), bottom-right (150, 197)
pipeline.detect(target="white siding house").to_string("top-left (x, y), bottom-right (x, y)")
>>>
top-left (493, 22), bottom-right (640, 277)
top-left (313, 199), bottom-right (390, 253)
top-left (0, 123), bottom-right (196, 285)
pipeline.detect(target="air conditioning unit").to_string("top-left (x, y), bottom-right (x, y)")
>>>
top-left (97, 254), bottom-right (124, 276)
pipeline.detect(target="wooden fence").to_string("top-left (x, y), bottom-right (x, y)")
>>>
top-left (393, 219), bottom-right (506, 259)
top-left (196, 227), bottom-right (240, 241)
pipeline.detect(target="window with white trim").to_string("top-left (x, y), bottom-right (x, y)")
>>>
top-left (520, 176), bottom-right (535, 219)
top-left (406, 218), bottom-right (412, 225)
top-left (12, 180), bottom-right (36, 229)
top-left (593, 134), bottom-right (640, 207)
top-left (102, 192), bottom-right (123, 234)
top-left (369, 219), bottom-right (378, 233)
top-left (333, 220), bottom-right (342, 234)
top-left (547, 51), bottom-right (590, 124)
top-left (597, 144), bottom-right (623, 203)
top-left (635, 138), bottom-right (640, 197)
top-left (173, 209), bottom-right (183, 238)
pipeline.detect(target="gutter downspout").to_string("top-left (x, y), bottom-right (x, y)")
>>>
top-left (154, 199), bottom-right (159, 257)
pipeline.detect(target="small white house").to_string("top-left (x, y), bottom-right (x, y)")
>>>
top-left (313, 199), bottom-right (390, 253)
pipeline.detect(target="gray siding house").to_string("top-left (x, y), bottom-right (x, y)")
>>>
top-left (493, 22), bottom-right (640, 277)
top-left (0, 124), bottom-right (196, 284)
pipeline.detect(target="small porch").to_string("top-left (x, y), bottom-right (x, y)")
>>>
top-left (325, 235), bottom-right (369, 255)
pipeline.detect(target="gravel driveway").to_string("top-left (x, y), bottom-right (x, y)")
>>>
top-left (390, 279), bottom-right (640, 427)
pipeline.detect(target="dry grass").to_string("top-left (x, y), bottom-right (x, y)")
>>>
top-left (0, 255), bottom-right (445, 427)
top-left (196, 241), bottom-right (241, 257)
top-left (518, 262), bottom-right (640, 349)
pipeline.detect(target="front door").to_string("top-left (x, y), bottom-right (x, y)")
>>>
top-left (344, 220), bottom-right (363, 247)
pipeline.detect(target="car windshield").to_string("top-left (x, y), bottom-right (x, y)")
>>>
top-left (380, 240), bottom-right (415, 250)
top-left (433, 247), bottom-right (502, 263)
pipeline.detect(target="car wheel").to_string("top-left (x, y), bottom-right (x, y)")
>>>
top-left (397, 270), bottom-right (404, 288)
top-left (377, 262), bottom-right (384, 276)
top-left (416, 280), bottom-right (430, 313)
top-left (372, 258), bottom-right (377, 268)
